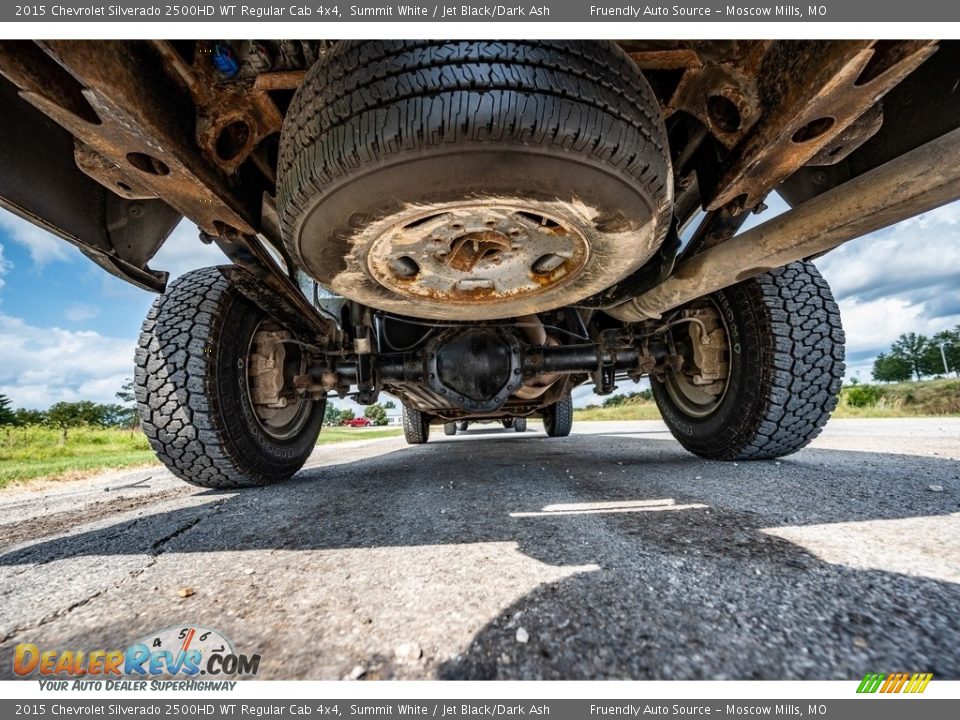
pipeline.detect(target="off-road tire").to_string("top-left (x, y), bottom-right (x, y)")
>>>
top-left (443, 421), bottom-right (457, 436)
top-left (277, 40), bottom-right (672, 320)
top-left (651, 261), bottom-right (845, 460)
top-left (543, 395), bottom-right (573, 437)
top-left (514, 418), bottom-right (528, 433)
top-left (402, 406), bottom-right (430, 444)
top-left (134, 267), bottom-right (324, 488)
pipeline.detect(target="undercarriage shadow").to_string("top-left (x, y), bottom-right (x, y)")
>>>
top-left (2, 431), bottom-right (958, 679)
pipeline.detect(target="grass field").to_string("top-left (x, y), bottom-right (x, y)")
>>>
top-left (574, 401), bottom-right (663, 422)
top-left (574, 378), bottom-right (960, 422)
top-left (0, 425), bottom-right (401, 488)
top-left (317, 427), bottom-right (402, 444)
top-left (5, 378), bottom-right (954, 486)
top-left (834, 378), bottom-right (960, 418)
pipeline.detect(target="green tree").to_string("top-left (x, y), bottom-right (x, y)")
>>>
top-left (383, 400), bottom-right (396, 410)
top-left (931, 328), bottom-right (960, 377)
top-left (323, 402), bottom-right (342, 426)
top-left (13, 408), bottom-right (46, 425)
top-left (46, 401), bottom-right (110, 428)
top-left (100, 403), bottom-right (133, 428)
top-left (338, 408), bottom-right (355, 422)
top-left (871, 352), bottom-right (912, 383)
top-left (0, 392), bottom-right (14, 426)
top-left (889, 333), bottom-right (936, 381)
top-left (114, 379), bottom-right (140, 429)
top-left (364, 403), bottom-right (388, 426)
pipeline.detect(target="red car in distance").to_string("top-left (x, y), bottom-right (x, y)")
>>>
top-left (342, 418), bottom-right (372, 428)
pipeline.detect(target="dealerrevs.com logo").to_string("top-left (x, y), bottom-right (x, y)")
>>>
top-left (13, 625), bottom-right (259, 689)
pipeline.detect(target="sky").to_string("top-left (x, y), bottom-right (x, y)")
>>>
top-left (0, 196), bottom-right (958, 411)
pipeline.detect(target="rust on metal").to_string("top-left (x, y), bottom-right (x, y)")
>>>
top-left (151, 40), bottom-right (284, 175)
top-left (216, 230), bottom-right (336, 342)
top-left (627, 47), bottom-right (702, 70)
top-left (254, 70), bottom-right (307, 91)
top-left (707, 40), bottom-right (937, 212)
top-left (445, 231), bottom-right (512, 273)
top-left (663, 41), bottom-right (770, 149)
top-left (3, 41), bottom-right (257, 237)
top-left (365, 203), bottom-right (591, 308)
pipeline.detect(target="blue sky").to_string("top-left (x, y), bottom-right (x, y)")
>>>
top-left (1, 198), bottom-right (958, 410)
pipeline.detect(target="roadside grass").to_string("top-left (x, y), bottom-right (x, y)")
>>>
top-left (573, 378), bottom-right (960, 422)
top-left (835, 378), bottom-right (960, 417)
top-left (5, 378), bottom-right (954, 485)
top-left (574, 402), bottom-right (663, 422)
top-left (316, 427), bottom-right (402, 444)
top-left (0, 426), bottom-right (156, 488)
top-left (0, 424), bottom-right (402, 488)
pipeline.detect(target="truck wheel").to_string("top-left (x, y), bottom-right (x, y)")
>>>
top-left (443, 421), bottom-right (457, 436)
top-left (402, 406), bottom-right (430, 444)
top-left (458, 421), bottom-right (469, 432)
top-left (278, 40), bottom-right (671, 321)
top-left (514, 418), bottom-right (528, 433)
top-left (651, 261), bottom-right (845, 460)
top-left (501, 418), bottom-right (515, 429)
top-left (134, 267), bottom-right (324, 488)
top-left (543, 395), bottom-right (573, 437)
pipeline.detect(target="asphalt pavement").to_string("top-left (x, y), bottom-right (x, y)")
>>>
top-left (1, 418), bottom-right (958, 680)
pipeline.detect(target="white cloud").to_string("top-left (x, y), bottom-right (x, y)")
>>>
top-left (0, 210), bottom-right (75, 266)
top-left (0, 218), bottom-right (228, 409)
top-left (832, 295), bottom-right (960, 380)
top-left (816, 203), bottom-right (960, 310)
top-left (833, 296), bottom-right (928, 353)
top-left (813, 200), bottom-right (960, 380)
top-left (0, 210), bottom-right (227, 279)
top-left (150, 220), bottom-right (228, 279)
top-left (0, 312), bottom-right (135, 409)
top-left (63, 303), bottom-right (100, 323)
top-left (0, 242), bottom-right (11, 290)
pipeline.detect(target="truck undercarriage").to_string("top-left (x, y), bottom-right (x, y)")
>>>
top-left (1, 40), bottom-right (958, 487)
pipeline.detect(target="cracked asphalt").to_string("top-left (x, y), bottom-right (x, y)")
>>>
top-left (1, 418), bottom-right (958, 680)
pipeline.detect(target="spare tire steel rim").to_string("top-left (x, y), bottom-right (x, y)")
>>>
top-left (364, 201), bottom-right (591, 307)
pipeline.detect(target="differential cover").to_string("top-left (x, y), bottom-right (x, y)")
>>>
top-left (427, 328), bottom-right (523, 412)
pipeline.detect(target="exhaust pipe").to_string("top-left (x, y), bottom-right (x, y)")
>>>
top-left (607, 127), bottom-right (960, 321)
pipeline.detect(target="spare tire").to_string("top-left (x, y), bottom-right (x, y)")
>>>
top-left (278, 40), bottom-right (672, 320)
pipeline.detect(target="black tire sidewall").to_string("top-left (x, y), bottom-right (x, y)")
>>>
top-left (213, 290), bottom-right (324, 482)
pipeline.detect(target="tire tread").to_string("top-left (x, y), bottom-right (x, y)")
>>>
top-left (277, 40), bottom-right (671, 262)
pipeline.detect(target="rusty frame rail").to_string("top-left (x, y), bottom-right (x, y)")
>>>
top-left (607, 126), bottom-right (960, 321)
top-left (706, 40), bottom-right (937, 213)
top-left (0, 40), bottom-right (333, 340)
